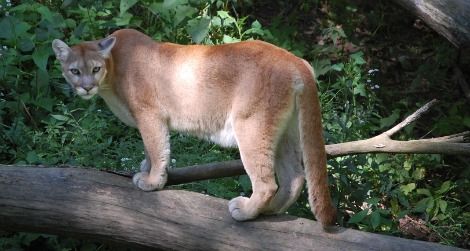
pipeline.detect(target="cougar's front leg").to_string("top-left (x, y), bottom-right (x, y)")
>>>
top-left (132, 114), bottom-right (170, 191)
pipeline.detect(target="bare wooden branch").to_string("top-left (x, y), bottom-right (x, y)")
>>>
top-left (325, 134), bottom-right (470, 157)
top-left (0, 166), bottom-right (463, 251)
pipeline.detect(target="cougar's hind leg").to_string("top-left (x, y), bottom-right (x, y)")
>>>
top-left (228, 116), bottom-right (279, 221)
top-left (264, 118), bottom-right (305, 215)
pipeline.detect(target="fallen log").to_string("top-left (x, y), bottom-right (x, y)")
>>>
top-left (0, 166), bottom-right (463, 251)
top-left (391, 0), bottom-right (470, 48)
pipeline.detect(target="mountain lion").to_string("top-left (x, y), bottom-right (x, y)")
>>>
top-left (52, 29), bottom-right (336, 229)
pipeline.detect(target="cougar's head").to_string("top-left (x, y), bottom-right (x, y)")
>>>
top-left (52, 36), bottom-right (116, 99)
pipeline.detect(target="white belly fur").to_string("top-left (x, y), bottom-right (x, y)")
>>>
top-left (100, 91), bottom-right (237, 148)
top-left (208, 116), bottom-right (237, 148)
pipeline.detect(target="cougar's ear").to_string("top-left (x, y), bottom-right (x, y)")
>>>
top-left (52, 39), bottom-right (71, 62)
top-left (98, 36), bottom-right (116, 58)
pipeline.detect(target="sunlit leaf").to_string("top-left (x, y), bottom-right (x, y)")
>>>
top-left (400, 183), bottom-right (416, 195)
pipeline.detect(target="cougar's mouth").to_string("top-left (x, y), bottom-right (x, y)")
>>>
top-left (76, 86), bottom-right (98, 100)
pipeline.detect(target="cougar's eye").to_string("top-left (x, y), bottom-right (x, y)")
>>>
top-left (70, 68), bottom-right (80, 75)
top-left (92, 66), bottom-right (101, 73)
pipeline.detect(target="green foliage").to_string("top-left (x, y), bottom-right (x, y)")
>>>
top-left (0, 0), bottom-right (468, 249)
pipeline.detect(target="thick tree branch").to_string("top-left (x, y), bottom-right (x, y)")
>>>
top-left (391, 0), bottom-right (470, 48)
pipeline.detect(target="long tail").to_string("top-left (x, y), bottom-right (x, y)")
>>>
top-left (297, 61), bottom-right (336, 229)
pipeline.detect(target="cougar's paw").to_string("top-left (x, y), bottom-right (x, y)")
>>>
top-left (139, 159), bottom-right (150, 172)
top-left (228, 196), bottom-right (257, 221)
top-left (132, 171), bottom-right (167, 191)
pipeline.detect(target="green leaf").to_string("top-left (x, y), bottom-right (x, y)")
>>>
top-left (244, 20), bottom-right (264, 36)
top-left (417, 188), bottom-right (432, 197)
top-left (51, 114), bottom-right (68, 121)
top-left (65, 18), bottom-right (77, 29)
top-left (348, 209), bottom-right (369, 224)
top-left (330, 63), bottom-right (344, 71)
top-left (400, 183), bottom-right (416, 195)
top-left (114, 12), bottom-right (133, 26)
top-left (426, 197), bottom-right (435, 213)
top-left (19, 38), bottom-right (35, 52)
top-left (37, 5), bottom-right (54, 23)
top-left (222, 35), bottom-right (240, 43)
top-left (438, 200), bottom-right (447, 213)
top-left (370, 211), bottom-right (381, 229)
top-left (162, 0), bottom-right (188, 10)
top-left (187, 17), bottom-right (211, 44)
top-left (32, 45), bottom-right (51, 71)
top-left (412, 167), bottom-right (425, 180)
top-left (366, 197), bottom-right (380, 205)
top-left (34, 96), bottom-right (54, 112)
top-left (120, 0), bottom-right (138, 16)
top-left (174, 5), bottom-right (197, 26)
top-left (0, 16), bottom-right (31, 40)
top-left (436, 181), bottom-right (452, 195)
top-left (311, 59), bottom-right (331, 78)
top-left (414, 197), bottom-right (431, 212)
top-left (397, 192), bottom-right (410, 208)
top-left (353, 84), bottom-right (367, 97)
top-left (217, 10), bottom-right (236, 25)
top-left (350, 51), bottom-right (366, 65)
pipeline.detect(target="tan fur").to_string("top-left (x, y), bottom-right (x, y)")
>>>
top-left (52, 29), bottom-right (336, 228)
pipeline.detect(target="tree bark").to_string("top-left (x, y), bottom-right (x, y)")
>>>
top-left (0, 166), bottom-right (463, 251)
top-left (392, 0), bottom-right (470, 48)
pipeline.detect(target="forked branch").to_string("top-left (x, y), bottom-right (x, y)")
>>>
top-left (106, 99), bottom-right (470, 185)
top-left (326, 99), bottom-right (470, 157)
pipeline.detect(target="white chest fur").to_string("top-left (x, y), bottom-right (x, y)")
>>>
top-left (99, 90), bottom-right (136, 127)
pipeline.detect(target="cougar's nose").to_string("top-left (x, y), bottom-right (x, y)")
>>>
top-left (82, 84), bottom-right (93, 91)
top-left (81, 76), bottom-right (94, 91)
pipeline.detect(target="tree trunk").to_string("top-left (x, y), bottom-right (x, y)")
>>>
top-left (392, 0), bottom-right (470, 48)
top-left (0, 166), bottom-right (463, 251)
